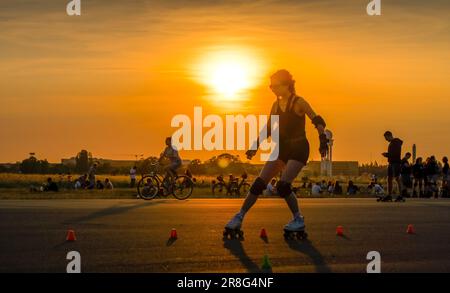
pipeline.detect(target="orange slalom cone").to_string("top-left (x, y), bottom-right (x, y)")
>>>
top-left (406, 224), bottom-right (415, 234)
top-left (260, 228), bottom-right (268, 239)
top-left (170, 228), bottom-right (178, 239)
top-left (66, 229), bottom-right (76, 241)
top-left (336, 225), bottom-right (344, 236)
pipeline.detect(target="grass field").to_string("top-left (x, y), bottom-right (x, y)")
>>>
top-left (0, 173), bottom-right (383, 199)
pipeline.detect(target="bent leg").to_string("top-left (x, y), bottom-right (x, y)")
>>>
top-left (239, 160), bottom-right (285, 214)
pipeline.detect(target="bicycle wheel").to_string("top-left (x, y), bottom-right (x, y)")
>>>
top-left (212, 182), bottom-right (226, 195)
top-left (172, 175), bottom-right (194, 200)
top-left (228, 182), bottom-right (239, 196)
top-left (137, 175), bottom-right (160, 200)
top-left (240, 182), bottom-right (250, 195)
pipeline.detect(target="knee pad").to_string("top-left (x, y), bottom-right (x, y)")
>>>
top-left (250, 177), bottom-right (266, 195)
top-left (276, 181), bottom-right (292, 198)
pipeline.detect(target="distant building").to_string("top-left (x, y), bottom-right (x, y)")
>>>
top-left (61, 158), bottom-right (76, 166)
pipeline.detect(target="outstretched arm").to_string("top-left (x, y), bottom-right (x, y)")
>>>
top-left (246, 101), bottom-right (278, 159)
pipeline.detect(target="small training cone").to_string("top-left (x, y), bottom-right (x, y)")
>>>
top-left (170, 228), bottom-right (178, 239)
top-left (336, 225), bottom-right (344, 236)
top-left (261, 254), bottom-right (272, 270)
top-left (66, 229), bottom-right (76, 241)
top-left (406, 224), bottom-right (415, 234)
top-left (260, 228), bottom-right (268, 238)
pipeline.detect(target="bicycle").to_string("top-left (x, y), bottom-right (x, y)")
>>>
top-left (137, 162), bottom-right (194, 200)
top-left (212, 173), bottom-right (250, 196)
top-left (234, 173), bottom-right (250, 196)
top-left (211, 175), bottom-right (227, 195)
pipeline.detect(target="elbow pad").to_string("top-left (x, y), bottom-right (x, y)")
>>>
top-left (312, 115), bottom-right (326, 129)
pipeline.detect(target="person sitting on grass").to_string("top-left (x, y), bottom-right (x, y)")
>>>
top-left (43, 177), bottom-right (58, 192)
top-left (105, 178), bottom-right (114, 190)
top-left (74, 174), bottom-right (88, 189)
top-left (96, 180), bottom-right (104, 190)
top-left (373, 183), bottom-right (385, 195)
top-left (264, 179), bottom-right (277, 196)
top-left (347, 180), bottom-right (359, 195)
top-left (327, 182), bottom-right (334, 194)
top-left (333, 181), bottom-right (343, 195)
top-left (320, 180), bottom-right (327, 192)
top-left (311, 182), bottom-right (322, 195)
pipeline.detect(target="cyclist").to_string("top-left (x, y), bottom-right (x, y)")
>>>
top-left (159, 136), bottom-right (182, 187)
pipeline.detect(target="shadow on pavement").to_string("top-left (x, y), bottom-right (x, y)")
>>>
top-left (337, 234), bottom-right (352, 240)
top-left (223, 239), bottom-right (268, 273)
top-left (260, 236), bottom-right (269, 244)
top-left (284, 238), bottom-right (332, 273)
top-left (166, 237), bottom-right (177, 246)
top-left (63, 200), bottom-right (166, 224)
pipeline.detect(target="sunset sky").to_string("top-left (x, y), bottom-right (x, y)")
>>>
top-left (0, 0), bottom-right (449, 164)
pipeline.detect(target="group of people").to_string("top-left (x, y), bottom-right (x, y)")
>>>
top-left (399, 154), bottom-right (448, 198)
top-left (264, 179), bottom-right (360, 197)
top-left (72, 163), bottom-right (113, 190)
top-left (310, 180), bottom-right (345, 195)
top-left (381, 131), bottom-right (449, 201)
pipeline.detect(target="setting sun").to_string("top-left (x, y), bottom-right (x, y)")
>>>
top-left (193, 47), bottom-right (267, 100)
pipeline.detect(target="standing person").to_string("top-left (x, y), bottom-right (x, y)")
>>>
top-left (399, 152), bottom-right (412, 200)
top-left (380, 131), bottom-right (403, 201)
top-left (426, 156), bottom-right (440, 198)
top-left (412, 157), bottom-right (424, 197)
top-left (87, 163), bottom-right (97, 190)
top-left (442, 156), bottom-right (449, 198)
top-left (130, 166), bottom-right (137, 188)
top-left (423, 157), bottom-right (430, 197)
top-left (223, 69), bottom-right (328, 239)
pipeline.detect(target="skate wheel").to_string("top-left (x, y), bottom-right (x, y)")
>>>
top-left (223, 229), bottom-right (235, 239)
top-left (283, 231), bottom-right (294, 240)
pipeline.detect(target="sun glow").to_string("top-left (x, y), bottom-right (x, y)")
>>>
top-left (194, 47), bottom-right (266, 100)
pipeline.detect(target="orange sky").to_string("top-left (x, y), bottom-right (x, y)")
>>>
top-left (0, 0), bottom-right (449, 164)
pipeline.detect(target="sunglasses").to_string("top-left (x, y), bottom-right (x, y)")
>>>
top-left (269, 83), bottom-right (287, 89)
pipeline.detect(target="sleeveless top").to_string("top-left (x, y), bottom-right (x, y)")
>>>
top-left (276, 94), bottom-right (306, 142)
